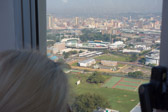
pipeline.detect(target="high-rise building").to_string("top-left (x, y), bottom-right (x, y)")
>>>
top-left (75, 17), bottom-right (79, 26)
top-left (48, 16), bottom-right (53, 29)
top-left (130, 16), bottom-right (132, 21)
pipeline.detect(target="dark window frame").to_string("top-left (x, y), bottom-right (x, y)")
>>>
top-left (13, 0), bottom-right (46, 54)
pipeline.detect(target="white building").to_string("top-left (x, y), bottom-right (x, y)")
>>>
top-left (79, 51), bottom-right (103, 58)
top-left (123, 49), bottom-right (141, 53)
top-left (50, 42), bottom-right (66, 54)
top-left (78, 59), bottom-right (96, 67)
top-left (109, 41), bottom-right (125, 49)
top-left (134, 45), bottom-right (151, 51)
top-left (145, 50), bottom-right (160, 65)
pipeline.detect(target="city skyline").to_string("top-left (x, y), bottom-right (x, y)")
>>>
top-left (47, 0), bottom-right (162, 17)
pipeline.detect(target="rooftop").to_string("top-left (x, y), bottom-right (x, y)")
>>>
top-left (50, 56), bottom-right (58, 60)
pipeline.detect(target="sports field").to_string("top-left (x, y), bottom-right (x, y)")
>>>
top-left (69, 73), bottom-right (140, 112)
top-left (95, 54), bottom-right (130, 62)
top-left (103, 76), bottom-right (149, 91)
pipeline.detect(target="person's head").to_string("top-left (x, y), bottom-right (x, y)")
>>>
top-left (0, 50), bottom-right (68, 112)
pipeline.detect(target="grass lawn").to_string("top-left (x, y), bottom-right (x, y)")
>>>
top-left (68, 74), bottom-right (139, 112)
top-left (118, 63), bottom-right (126, 67)
top-left (123, 78), bottom-right (142, 83)
top-left (71, 62), bottom-right (78, 66)
top-left (95, 54), bottom-right (131, 62)
top-left (119, 81), bottom-right (139, 86)
top-left (115, 85), bottom-right (136, 91)
top-left (103, 77), bottom-right (121, 88)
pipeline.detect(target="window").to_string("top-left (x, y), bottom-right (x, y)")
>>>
top-left (46, 0), bottom-right (163, 112)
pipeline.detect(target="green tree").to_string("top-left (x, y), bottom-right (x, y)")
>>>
top-left (147, 63), bottom-right (156, 67)
top-left (139, 50), bottom-right (151, 56)
top-left (63, 52), bottom-right (70, 59)
top-left (72, 93), bottom-right (110, 112)
top-left (103, 49), bottom-right (109, 54)
top-left (139, 58), bottom-right (146, 64)
top-left (63, 51), bottom-right (78, 59)
top-left (87, 72), bottom-right (105, 84)
top-left (128, 71), bottom-right (143, 78)
top-left (47, 41), bottom-right (55, 46)
top-left (79, 50), bottom-right (83, 53)
top-left (130, 54), bottom-right (138, 62)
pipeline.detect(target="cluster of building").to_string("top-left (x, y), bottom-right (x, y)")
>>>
top-left (77, 59), bottom-right (119, 72)
top-left (134, 45), bottom-right (151, 51)
top-left (65, 39), bottom-right (126, 50)
top-left (109, 41), bottom-right (125, 49)
top-left (79, 51), bottom-right (103, 58)
top-left (122, 49), bottom-right (141, 54)
top-left (47, 41), bottom-right (88, 55)
top-left (47, 14), bottom-right (161, 67)
top-left (47, 15), bottom-right (161, 32)
top-left (145, 50), bottom-right (160, 65)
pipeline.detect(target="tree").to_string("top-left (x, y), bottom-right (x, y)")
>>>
top-left (63, 51), bottom-right (78, 59)
top-left (147, 63), bottom-right (156, 67)
top-left (139, 50), bottom-right (151, 56)
top-left (70, 50), bottom-right (78, 54)
top-left (63, 52), bottom-right (70, 59)
top-left (139, 58), bottom-right (146, 64)
top-left (47, 41), bottom-right (55, 46)
top-left (87, 72), bottom-right (105, 84)
top-left (72, 93), bottom-right (110, 112)
top-left (130, 54), bottom-right (138, 62)
top-left (128, 71), bottom-right (143, 78)
top-left (47, 34), bottom-right (60, 42)
top-left (103, 49), bottom-right (109, 54)
top-left (79, 50), bottom-right (83, 53)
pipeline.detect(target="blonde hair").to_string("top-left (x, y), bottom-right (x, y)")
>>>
top-left (0, 50), bottom-right (68, 112)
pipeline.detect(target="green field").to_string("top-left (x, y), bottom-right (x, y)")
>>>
top-left (71, 62), bottom-right (78, 66)
top-left (123, 78), bottom-right (142, 83)
top-left (115, 85), bottom-right (136, 91)
top-left (102, 76), bottom-right (148, 92)
top-left (119, 81), bottom-right (139, 86)
top-left (95, 54), bottom-right (130, 62)
top-left (103, 77), bottom-right (121, 88)
top-left (69, 74), bottom-right (139, 112)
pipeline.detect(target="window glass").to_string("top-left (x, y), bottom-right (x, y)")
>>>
top-left (46, 0), bottom-right (162, 111)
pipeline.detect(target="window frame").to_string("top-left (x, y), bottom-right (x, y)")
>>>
top-left (160, 0), bottom-right (168, 69)
top-left (13, 0), bottom-right (46, 54)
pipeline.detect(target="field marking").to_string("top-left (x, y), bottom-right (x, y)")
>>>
top-left (123, 78), bottom-right (141, 83)
top-left (121, 80), bottom-right (140, 84)
top-left (135, 80), bottom-right (143, 91)
top-left (101, 76), bottom-right (113, 87)
top-left (117, 84), bottom-right (137, 88)
top-left (112, 77), bottom-right (124, 88)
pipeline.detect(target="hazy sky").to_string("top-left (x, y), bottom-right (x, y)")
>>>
top-left (47, 0), bottom-right (162, 15)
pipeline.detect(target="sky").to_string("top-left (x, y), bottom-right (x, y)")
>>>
top-left (47, 0), bottom-right (163, 16)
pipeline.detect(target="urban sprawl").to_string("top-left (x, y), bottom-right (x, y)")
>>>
top-left (47, 13), bottom-right (161, 112)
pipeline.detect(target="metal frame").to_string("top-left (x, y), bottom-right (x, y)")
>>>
top-left (13, 0), bottom-right (46, 53)
top-left (160, 0), bottom-right (168, 68)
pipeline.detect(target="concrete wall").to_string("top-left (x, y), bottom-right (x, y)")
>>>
top-left (0, 0), bottom-right (16, 51)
